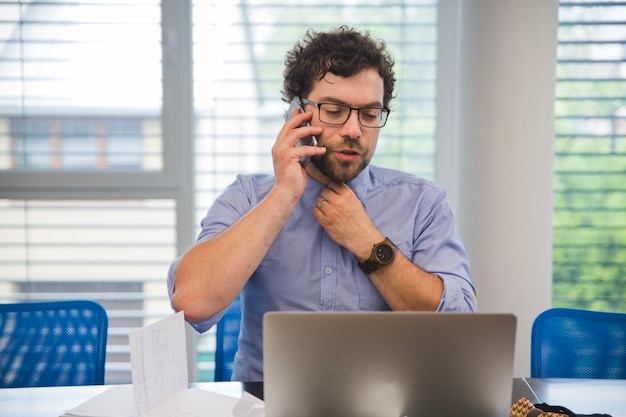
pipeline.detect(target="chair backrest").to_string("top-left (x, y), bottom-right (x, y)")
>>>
top-left (214, 295), bottom-right (241, 381)
top-left (0, 299), bottom-right (108, 387)
top-left (531, 307), bottom-right (626, 379)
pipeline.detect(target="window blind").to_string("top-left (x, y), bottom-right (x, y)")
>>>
top-left (553, 1), bottom-right (626, 311)
top-left (192, 0), bottom-right (439, 212)
top-left (0, 198), bottom-right (176, 384)
top-left (0, 1), bottom-right (163, 172)
top-left (0, 0), bottom-right (172, 385)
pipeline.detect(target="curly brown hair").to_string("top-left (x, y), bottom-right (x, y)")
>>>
top-left (282, 26), bottom-right (396, 108)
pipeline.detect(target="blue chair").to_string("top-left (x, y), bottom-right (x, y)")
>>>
top-left (214, 295), bottom-right (241, 381)
top-left (0, 300), bottom-right (108, 387)
top-left (531, 307), bottom-right (626, 379)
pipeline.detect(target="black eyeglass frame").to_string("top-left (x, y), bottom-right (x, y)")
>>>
top-left (300, 97), bottom-right (390, 128)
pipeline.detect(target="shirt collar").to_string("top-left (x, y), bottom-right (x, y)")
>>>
top-left (304, 164), bottom-right (371, 202)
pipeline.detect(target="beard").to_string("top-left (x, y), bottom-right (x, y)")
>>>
top-left (310, 140), bottom-right (371, 183)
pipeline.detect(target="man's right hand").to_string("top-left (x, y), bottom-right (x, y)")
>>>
top-left (272, 109), bottom-right (324, 198)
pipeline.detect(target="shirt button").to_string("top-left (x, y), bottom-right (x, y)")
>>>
top-left (324, 267), bottom-right (332, 274)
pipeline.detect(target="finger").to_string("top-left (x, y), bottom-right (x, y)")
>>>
top-left (316, 197), bottom-right (329, 210)
top-left (325, 181), bottom-right (345, 194)
top-left (287, 109), bottom-right (313, 127)
top-left (320, 183), bottom-right (342, 202)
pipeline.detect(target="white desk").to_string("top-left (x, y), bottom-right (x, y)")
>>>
top-left (523, 378), bottom-right (626, 417)
top-left (1, 379), bottom-right (624, 417)
top-left (0, 382), bottom-right (240, 417)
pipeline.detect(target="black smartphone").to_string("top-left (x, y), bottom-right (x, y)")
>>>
top-left (285, 97), bottom-right (318, 165)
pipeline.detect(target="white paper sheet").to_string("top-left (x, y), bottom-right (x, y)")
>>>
top-left (62, 311), bottom-right (257, 417)
top-left (129, 311), bottom-right (188, 416)
top-left (147, 387), bottom-right (240, 417)
top-left (232, 392), bottom-right (265, 417)
top-left (63, 385), bottom-right (136, 417)
top-left (63, 384), bottom-right (244, 417)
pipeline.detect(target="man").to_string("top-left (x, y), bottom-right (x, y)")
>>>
top-left (168, 26), bottom-right (477, 381)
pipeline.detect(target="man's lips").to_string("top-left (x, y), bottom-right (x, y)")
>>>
top-left (335, 149), bottom-right (361, 162)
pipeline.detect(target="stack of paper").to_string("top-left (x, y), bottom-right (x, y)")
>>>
top-left (61, 312), bottom-right (262, 417)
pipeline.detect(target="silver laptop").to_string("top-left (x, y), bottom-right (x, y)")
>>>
top-left (263, 311), bottom-right (516, 417)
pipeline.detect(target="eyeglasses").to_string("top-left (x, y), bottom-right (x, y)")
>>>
top-left (300, 98), bottom-right (390, 128)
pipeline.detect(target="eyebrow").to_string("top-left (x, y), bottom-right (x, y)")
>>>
top-left (316, 96), bottom-right (384, 108)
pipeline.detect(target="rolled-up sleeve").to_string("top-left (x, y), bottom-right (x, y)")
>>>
top-left (409, 182), bottom-right (476, 312)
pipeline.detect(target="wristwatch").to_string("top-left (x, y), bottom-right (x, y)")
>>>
top-left (357, 237), bottom-right (396, 274)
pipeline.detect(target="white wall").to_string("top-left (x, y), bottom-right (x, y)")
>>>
top-left (438, 0), bottom-right (559, 377)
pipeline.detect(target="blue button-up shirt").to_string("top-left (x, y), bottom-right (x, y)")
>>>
top-left (167, 164), bottom-right (476, 381)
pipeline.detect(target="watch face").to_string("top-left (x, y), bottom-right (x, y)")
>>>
top-left (375, 244), bottom-right (394, 263)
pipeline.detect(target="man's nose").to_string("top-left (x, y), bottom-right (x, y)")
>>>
top-left (340, 109), bottom-right (362, 138)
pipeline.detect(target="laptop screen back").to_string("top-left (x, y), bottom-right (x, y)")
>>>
top-left (263, 311), bottom-right (516, 417)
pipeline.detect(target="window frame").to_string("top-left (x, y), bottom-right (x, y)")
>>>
top-left (0, 0), bottom-right (196, 258)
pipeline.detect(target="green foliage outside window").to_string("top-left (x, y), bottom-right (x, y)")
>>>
top-left (552, 2), bottom-right (626, 312)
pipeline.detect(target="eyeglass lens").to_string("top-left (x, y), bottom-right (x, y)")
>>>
top-left (319, 103), bottom-right (388, 127)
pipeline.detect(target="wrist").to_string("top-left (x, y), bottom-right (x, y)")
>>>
top-left (357, 237), bottom-right (397, 274)
top-left (355, 234), bottom-right (386, 262)
top-left (269, 183), bottom-right (302, 206)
